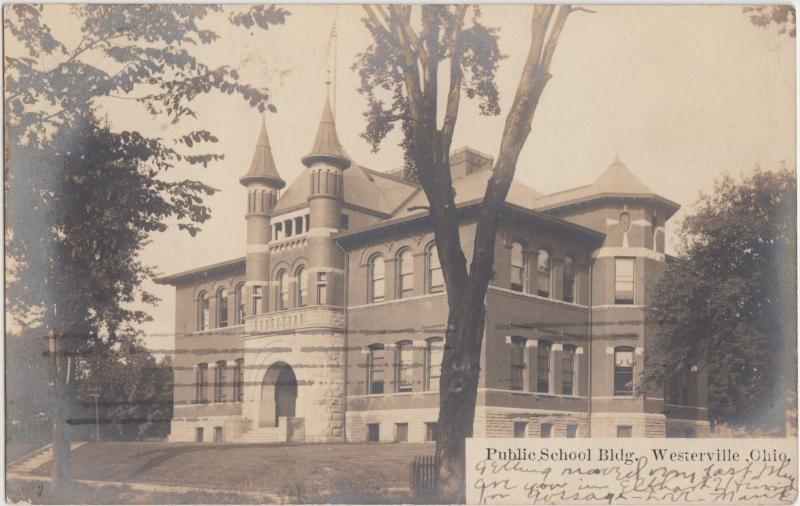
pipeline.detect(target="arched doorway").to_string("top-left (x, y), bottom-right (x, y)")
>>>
top-left (259, 362), bottom-right (297, 427)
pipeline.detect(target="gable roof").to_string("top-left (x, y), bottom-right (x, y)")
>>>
top-left (389, 169), bottom-right (543, 219)
top-left (273, 164), bottom-right (418, 216)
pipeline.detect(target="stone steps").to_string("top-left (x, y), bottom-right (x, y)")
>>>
top-left (234, 427), bottom-right (282, 444)
top-left (9, 442), bottom-right (87, 474)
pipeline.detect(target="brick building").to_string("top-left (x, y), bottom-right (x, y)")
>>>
top-left (157, 93), bottom-right (708, 444)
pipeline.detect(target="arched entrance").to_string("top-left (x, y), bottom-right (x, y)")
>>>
top-left (259, 362), bottom-right (297, 427)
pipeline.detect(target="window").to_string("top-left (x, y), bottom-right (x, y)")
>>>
top-left (614, 346), bottom-right (635, 396)
top-left (537, 249), bottom-right (551, 298)
top-left (367, 423), bottom-right (380, 442)
top-left (368, 344), bottom-right (385, 394)
top-left (317, 272), bottom-right (327, 305)
top-left (195, 427), bottom-right (204, 442)
top-left (397, 249), bottom-right (414, 299)
top-left (294, 216), bottom-right (304, 236)
top-left (217, 288), bottom-right (228, 328)
top-left (426, 338), bottom-right (444, 391)
top-left (614, 258), bottom-right (635, 304)
top-left (198, 292), bottom-right (209, 330)
top-left (369, 255), bottom-right (385, 303)
top-left (652, 210), bottom-right (659, 250)
top-left (396, 341), bottom-right (413, 393)
top-left (277, 270), bottom-right (289, 310)
top-left (617, 425), bottom-right (633, 438)
top-left (428, 245), bottom-right (444, 293)
top-left (252, 286), bottom-right (262, 315)
top-left (536, 341), bottom-right (552, 393)
top-left (566, 424), bottom-right (578, 438)
top-left (214, 361), bottom-right (227, 403)
top-left (234, 358), bottom-right (244, 402)
top-left (685, 428), bottom-right (696, 438)
top-left (395, 423), bottom-right (409, 442)
top-left (540, 423), bottom-right (553, 438)
top-left (274, 222), bottom-right (283, 241)
top-left (284, 219), bottom-right (293, 238)
top-left (305, 214), bottom-right (310, 232)
top-left (235, 284), bottom-right (245, 324)
top-left (296, 267), bottom-right (308, 307)
top-left (666, 427), bottom-right (679, 438)
top-left (563, 256), bottom-right (575, 303)
top-left (213, 426), bottom-right (223, 443)
top-left (340, 214), bottom-right (349, 230)
top-left (510, 336), bottom-right (526, 391)
top-left (196, 363), bottom-right (208, 403)
top-left (426, 422), bottom-right (439, 442)
top-left (562, 345), bottom-right (576, 396)
top-left (510, 242), bottom-right (525, 292)
top-left (514, 422), bottom-right (527, 438)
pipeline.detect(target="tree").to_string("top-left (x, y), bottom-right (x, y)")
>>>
top-left (744, 6), bottom-right (796, 38)
top-left (354, 5), bottom-right (584, 499)
top-left (5, 5), bottom-right (288, 489)
top-left (76, 334), bottom-right (173, 442)
top-left (646, 167), bottom-right (797, 432)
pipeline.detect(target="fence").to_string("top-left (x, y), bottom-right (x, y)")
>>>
top-left (409, 454), bottom-right (438, 500)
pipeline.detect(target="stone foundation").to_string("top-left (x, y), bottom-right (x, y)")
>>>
top-left (473, 406), bottom-right (589, 438)
top-left (590, 412), bottom-right (666, 437)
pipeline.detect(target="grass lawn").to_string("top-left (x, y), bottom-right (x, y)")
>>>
top-left (32, 442), bottom-right (433, 499)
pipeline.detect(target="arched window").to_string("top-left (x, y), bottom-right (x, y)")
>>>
top-left (396, 341), bottom-right (413, 393)
top-left (428, 245), bottom-right (444, 293)
top-left (562, 344), bottom-right (576, 395)
top-left (536, 340), bottom-right (552, 393)
top-left (234, 283), bottom-right (245, 325)
top-left (369, 255), bottom-right (385, 303)
top-left (277, 270), bottom-right (289, 310)
top-left (614, 346), bottom-right (635, 396)
top-left (397, 248), bottom-right (414, 299)
top-left (425, 337), bottom-right (444, 391)
top-left (510, 242), bottom-right (526, 292)
top-left (563, 256), bottom-right (576, 303)
top-left (216, 288), bottom-right (228, 328)
top-left (198, 292), bottom-right (209, 331)
top-left (367, 344), bottom-right (385, 394)
top-left (296, 267), bottom-right (308, 307)
top-left (537, 249), bottom-right (551, 298)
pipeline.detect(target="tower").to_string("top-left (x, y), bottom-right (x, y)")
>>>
top-left (240, 118), bottom-right (285, 318)
top-left (302, 93), bottom-right (350, 307)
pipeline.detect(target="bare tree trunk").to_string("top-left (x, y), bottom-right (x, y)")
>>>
top-left (49, 332), bottom-right (71, 491)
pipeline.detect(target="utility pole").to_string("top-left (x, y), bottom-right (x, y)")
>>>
top-left (89, 391), bottom-right (101, 443)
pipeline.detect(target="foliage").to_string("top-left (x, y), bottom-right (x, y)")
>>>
top-left (76, 335), bottom-right (173, 441)
top-left (4, 5), bottom-right (287, 482)
top-left (354, 6), bottom-right (503, 179)
top-left (743, 6), bottom-right (796, 37)
top-left (647, 167), bottom-right (797, 429)
top-left (5, 331), bottom-right (173, 443)
top-left (5, 3), bottom-right (287, 351)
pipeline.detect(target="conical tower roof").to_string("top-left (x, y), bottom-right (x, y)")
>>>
top-left (240, 117), bottom-right (286, 188)
top-left (301, 94), bottom-right (351, 169)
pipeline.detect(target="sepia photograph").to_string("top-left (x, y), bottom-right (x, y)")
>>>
top-left (4, 3), bottom-right (797, 504)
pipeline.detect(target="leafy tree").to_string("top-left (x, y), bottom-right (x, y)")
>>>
top-left (4, 5), bottom-right (288, 488)
top-left (354, 5), bottom-right (585, 498)
top-left (76, 335), bottom-right (173, 442)
top-left (647, 168), bottom-right (797, 432)
top-left (743, 6), bottom-right (796, 38)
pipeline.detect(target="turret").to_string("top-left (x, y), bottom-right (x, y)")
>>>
top-left (302, 94), bottom-right (350, 307)
top-left (240, 118), bottom-right (285, 317)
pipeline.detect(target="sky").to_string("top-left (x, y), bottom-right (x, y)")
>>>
top-left (31, 5), bottom-right (795, 353)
